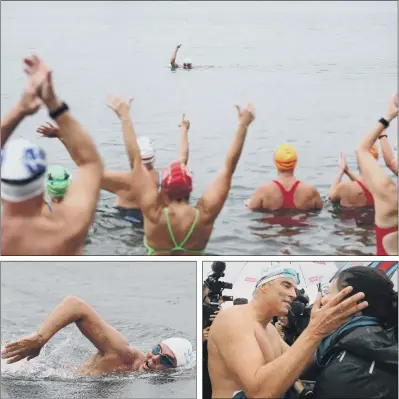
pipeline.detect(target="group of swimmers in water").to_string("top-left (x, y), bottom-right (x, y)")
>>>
top-left (1, 51), bottom-right (397, 255)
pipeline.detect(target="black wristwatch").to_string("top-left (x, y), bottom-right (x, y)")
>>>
top-left (379, 134), bottom-right (388, 140)
top-left (378, 117), bottom-right (390, 128)
top-left (49, 102), bottom-right (69, 120)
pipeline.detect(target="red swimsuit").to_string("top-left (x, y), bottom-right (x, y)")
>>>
top-left (355, 180), bottom-right (374, 206)
top-left (375, 225), bottom-right (398, 256)
top-left (273, 180), bottom-right (301, 209)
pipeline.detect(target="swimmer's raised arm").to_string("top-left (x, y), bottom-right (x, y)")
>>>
top-left (178, 113), bottom-right (190, 165)
top-left (107, 94), bottom-right (160, 217)
top-left (197, 104), bottom-right (255, 222)
top-left (328, 153), bottom-right (348, 202)
top-left (1, 59), bottom-right (44, 148)
top-left (101, 170), bottom-right (134, 195)
top-left (211, 288), bottom-right (367, 398)
top-left (355, 94), bottom-right (398, 218)
top-left (26, 55), bottom-right (103, 249)
top-left (106, 94), bottom-right (137, 170)
top-left (170, 44), bottom-right (182, 68)
top-left (1, 296), bottom-right (134, 364)
top-left (379, 135), bottom-right (398, 176)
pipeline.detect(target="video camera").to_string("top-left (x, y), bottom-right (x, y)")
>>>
top-left (203, 261), bottom-right (234, 328)
top-left (285, 288), bottom-right (312, 343)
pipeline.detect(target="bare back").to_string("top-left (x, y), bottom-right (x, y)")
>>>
top-left (336, 180), bottom-right (373, 208)
top-left (115, 169), bottom-right (160, 209)
top-left (208, 306), bottom-right (283, 398)
top-left (252, 181), bottom-right (322, 211)
top-left (144, 204), bottom-right (213, 255)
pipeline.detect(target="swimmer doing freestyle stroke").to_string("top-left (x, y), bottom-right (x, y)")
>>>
top-left (170, 44), bottom-right (193, 70)
top-left (105, 94), bottom-right (255, 255)
top-left (207, 267), bottom-right (368, 399)
top-left (1, 296), bottom-right (193, 376)
top-left (1, 54), bottom-right (103, 255)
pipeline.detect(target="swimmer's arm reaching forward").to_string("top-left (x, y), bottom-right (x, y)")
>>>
top-left (179, 113), bottom-right (190, 165)
top-left (170, 44), bottom-right (182, 68)
top-left (197, 104), bottom-right (255, 222)
top-left (1, 296), bottom-right (135, 364)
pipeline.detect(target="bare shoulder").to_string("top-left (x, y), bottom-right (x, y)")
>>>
top-left (211, 306), bottom-right (248, 337)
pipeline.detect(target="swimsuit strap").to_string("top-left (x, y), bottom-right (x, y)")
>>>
top-left (46, 200), bottom-right (52, 214)
top-left (164, 208), bottom-right (179, 247)
top-left (164, 207), bottom-right (201, 250)
top-left (272, 180), bottom-right (300, 209)
top-left (143, 236), bottom-right (155, 256)
top-left (355, 180), bottom-right (374, 205)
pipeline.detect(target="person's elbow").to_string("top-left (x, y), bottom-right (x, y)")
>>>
top-left (327, 187), bottom-right (338, 203)
top-left (63, 295), bottom-right (85, 308)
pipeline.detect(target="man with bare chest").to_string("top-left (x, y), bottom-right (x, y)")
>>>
top-left (208, 268), bottom-right (368, 399)
top-left (2, 296), bottom-right (193, 376)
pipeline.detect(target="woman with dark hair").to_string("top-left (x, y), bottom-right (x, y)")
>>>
top-left (311, 266), bottom-right (398, 398)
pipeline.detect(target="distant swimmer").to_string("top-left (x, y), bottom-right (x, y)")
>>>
top-left (170, 44), bottom-right (192, 69)
top-left (1, 54), bottom-right (103, 255)
top-left (328, 148), bottom-right (379, 208)
top-left (40, 165), bottom-right (72, 215)
top-left (1, 296), bottom-right (193, 376)
top-left (107, 94), bottom-right (255, 255)
top-left (355, 93), bottom-right (398, 255)
top-left (207, 268), bottom-right (368, 399)
top-left (247, 144), bottom-right (323, 211)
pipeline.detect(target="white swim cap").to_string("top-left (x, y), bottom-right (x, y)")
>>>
top-left (137, 136), bottom-right (155, 164)
top-left (253, 267), bottom-right (299, 296)
top-left (183, 58), bottom-right (192, 65)
top-left (1, 139), bottom-right (47, 202)
top-left (161, 337), bottom-right (193, 367)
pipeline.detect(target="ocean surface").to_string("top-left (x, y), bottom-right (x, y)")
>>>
top-left (1, 1), bottom-right (397, 255)
top-left (1, 261), bottom-right (197, 398)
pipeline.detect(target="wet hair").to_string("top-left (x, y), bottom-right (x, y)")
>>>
top-left (233, 297), bottom-right (248, 305)
top-left (335, 266), bottom-right (398, 329)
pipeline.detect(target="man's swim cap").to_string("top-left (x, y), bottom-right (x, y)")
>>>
top-left (161, 337), bottom-right (193, 367)
top-left (253, 267), bottom-right (299, 296)
top-left (162, 161), bottom-right (192, 199)
top-left (274, 144), bottom-right (297, 171)
top-left (138, 136), bottom-right (155, 164)
top-left (46, 165), bottom-right (72, 199)
top-left (1, 139), bottom-right (47, 202)
top-left (183, 58), bottom-right (192, 67)
top-left (368, 144), bottom-right (379, 160)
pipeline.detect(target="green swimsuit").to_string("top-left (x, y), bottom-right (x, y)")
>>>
top-left (144, 208), bottom-right (205, 255)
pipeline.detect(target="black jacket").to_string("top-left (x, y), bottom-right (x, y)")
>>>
top-left (313, 325), bottom-right (398, 399)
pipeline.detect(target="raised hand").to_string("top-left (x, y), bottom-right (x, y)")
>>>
top-left (36, 122), bottom-right (60, 138)
top-left (307, 287), bottom-right (368, 338)
top-left (177, 44), bottom-right (182, 49)
top-left (23, 54), bottom-right (59, 110)
top-left (386, 92), bottom-right (398, 122)
top-left (18, 79), bottom-right (43, 116)
top-left (106, 94), bottom-right (133, 118)
top-left (339, 152), bottom-right (348, 172)
top-left (179, 113), bottom-right (190, 130)
top-left (1, 333), bottom-right (45, 364)
top-left (235, 103), bottom-right (256, 126)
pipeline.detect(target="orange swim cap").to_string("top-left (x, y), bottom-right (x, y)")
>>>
top-left (368, 144), bottom-right (379, 160)
top-left (274, 144), bottom-right (297, 171)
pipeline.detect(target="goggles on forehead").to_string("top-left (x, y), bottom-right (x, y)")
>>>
top-left (255, 268), bottom-right (300, 288)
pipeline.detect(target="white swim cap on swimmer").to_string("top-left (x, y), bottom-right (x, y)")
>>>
top-left (1, 139), bottom-right (47, 202)
top-left (183, 58), bottom-right (192, 65)
top-left (137, 136), bottom-right (155, 164)
top-left (161, 337), bottom-right (193, 367)
top-left (253, 267), bottom-right (298, 296)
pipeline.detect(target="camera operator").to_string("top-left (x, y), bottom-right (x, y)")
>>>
top-left (203, 261), bottom-right (234, 399)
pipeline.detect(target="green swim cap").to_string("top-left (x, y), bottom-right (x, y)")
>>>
top-left (45, 165), bottom-right (72, 199)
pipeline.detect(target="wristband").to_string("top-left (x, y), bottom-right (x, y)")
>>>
top-left (378, 118), bottom-right (390, 128)
top-left (378, 134), bottom-right (388, 140)
top-left (49, 102), bottom-right (69, 120)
